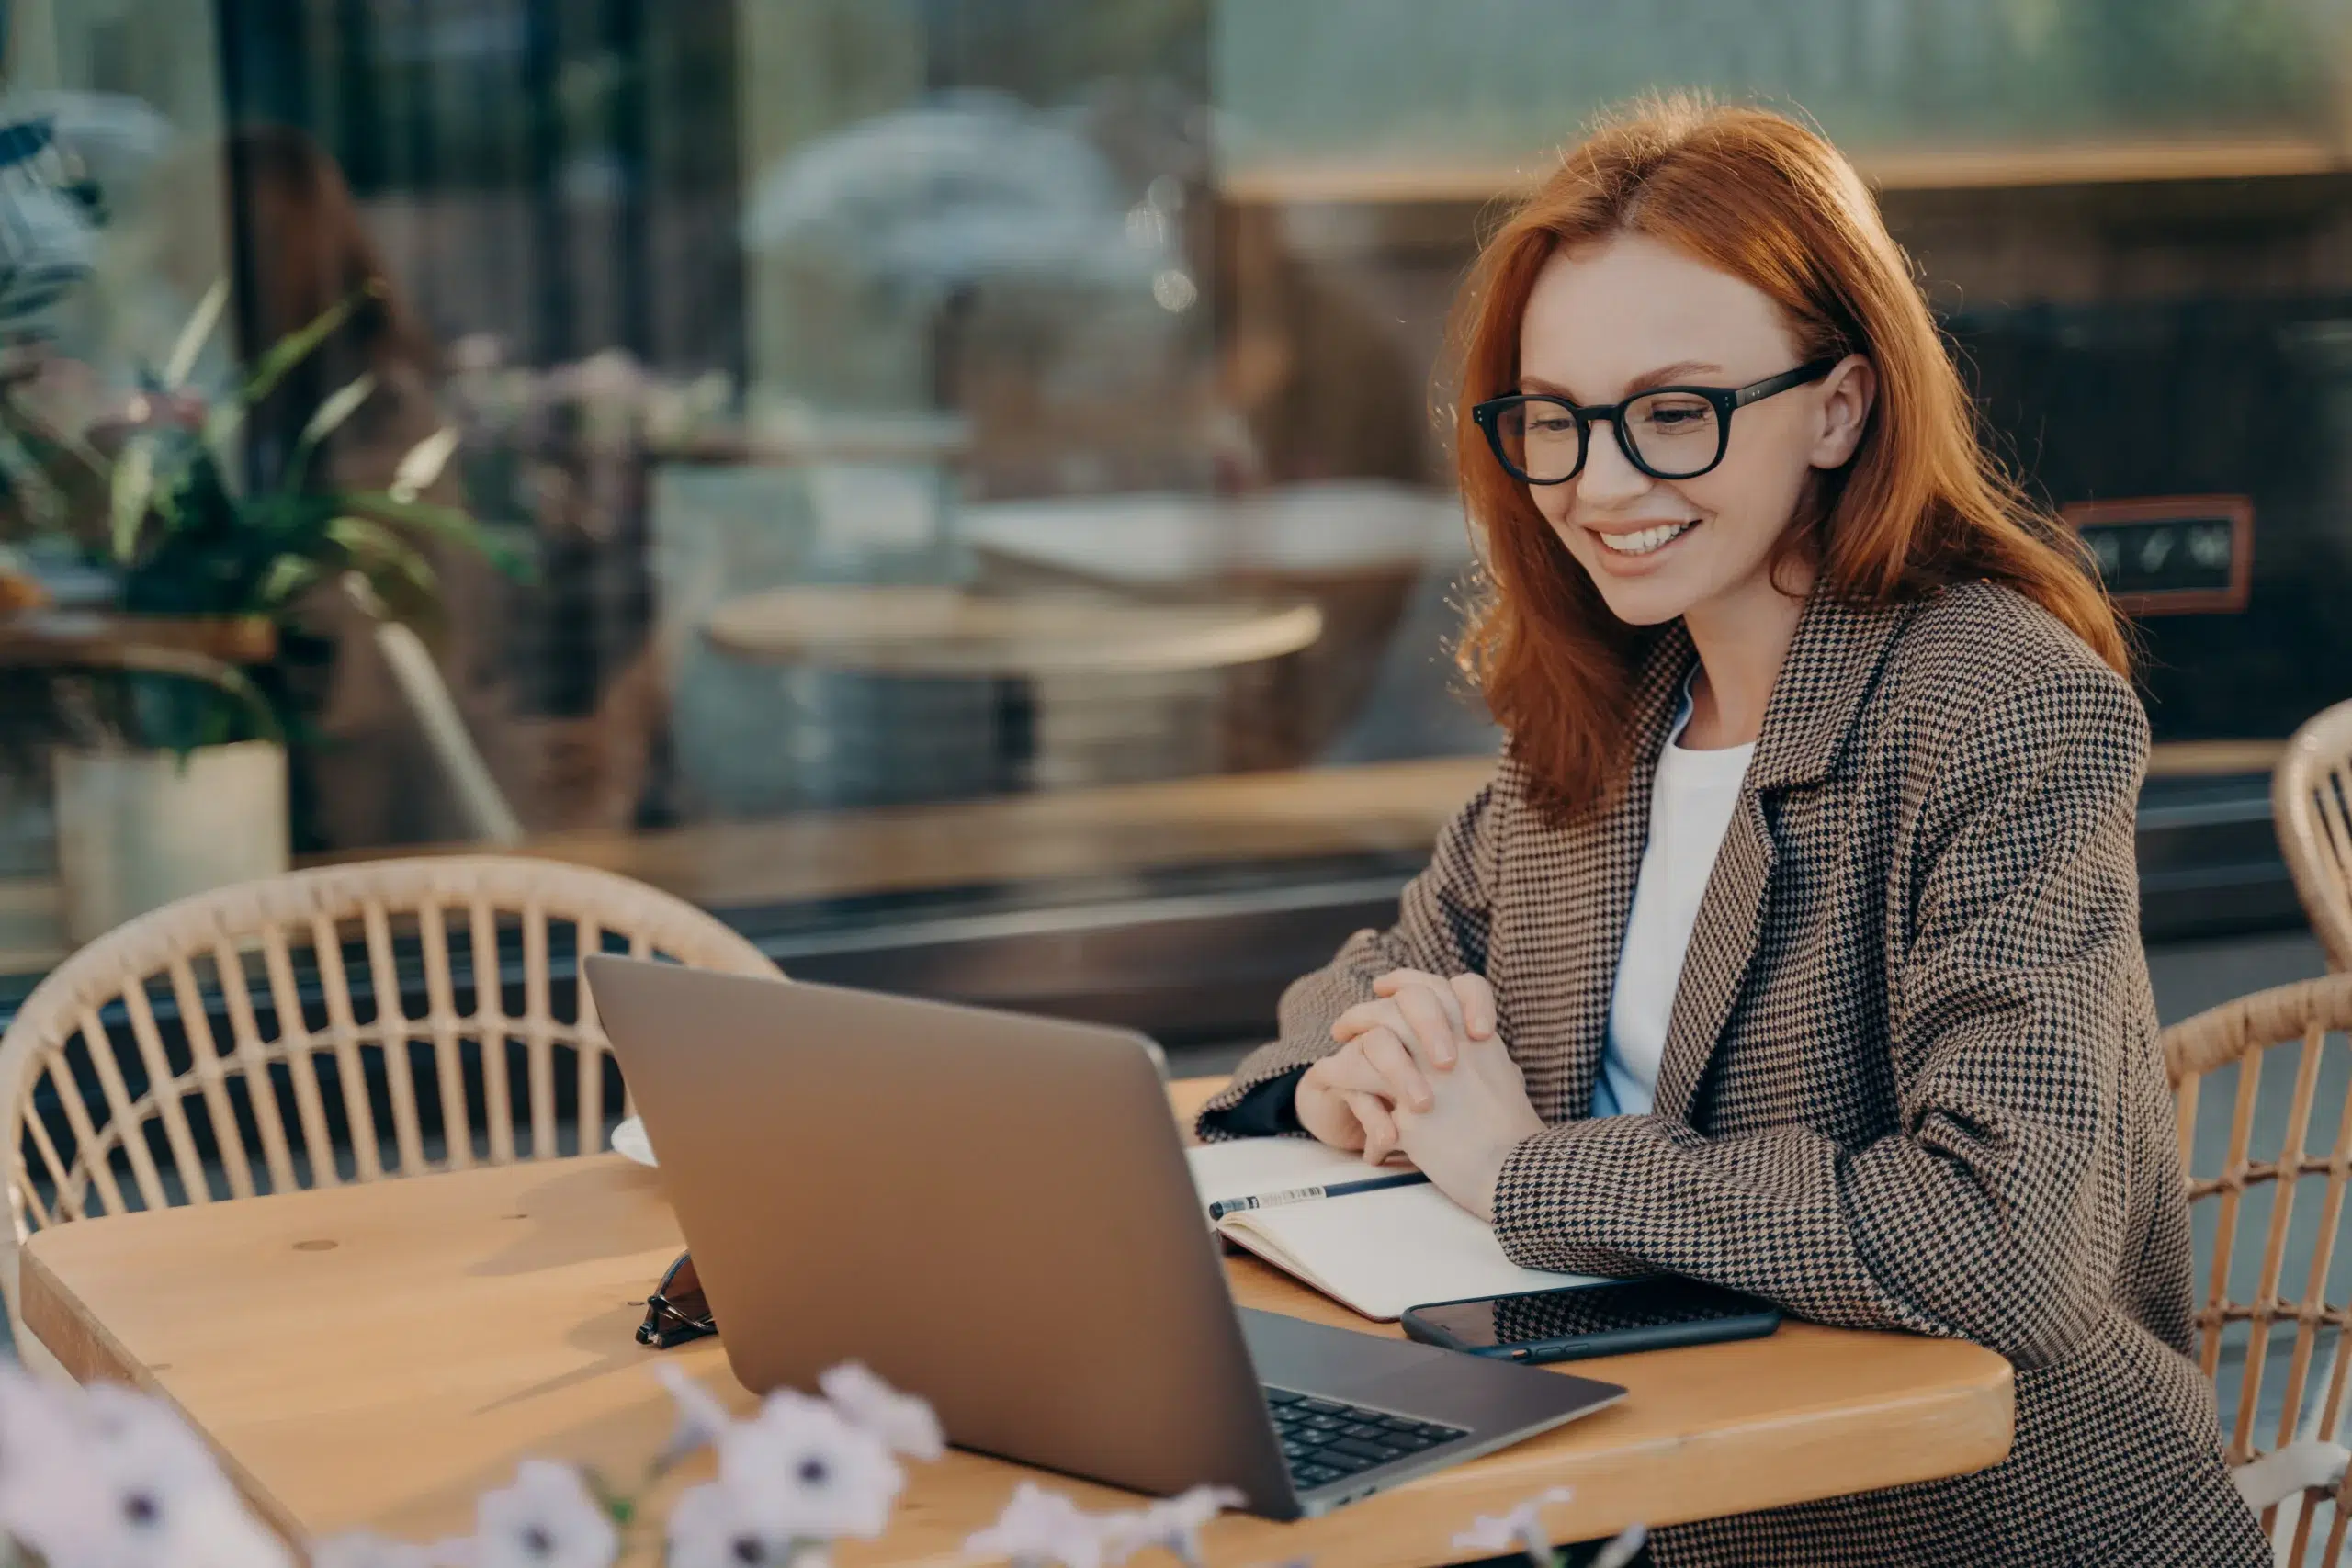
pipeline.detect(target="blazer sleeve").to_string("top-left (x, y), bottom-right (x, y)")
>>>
top-left (1194, 773), bottom-right (1505, 1141)
top-left (1488, 665), bottom-right (2151, 1370)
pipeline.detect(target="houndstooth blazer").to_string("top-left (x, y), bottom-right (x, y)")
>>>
top-left (1201, 583), bottom-right (2268, 1566)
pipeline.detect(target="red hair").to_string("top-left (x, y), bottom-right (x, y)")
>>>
top-left (1452, 97), bottom-right (2125, 822)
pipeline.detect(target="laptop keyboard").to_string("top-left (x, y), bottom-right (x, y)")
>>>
top-left (1263, 1387), bottom-right (1468, 1489)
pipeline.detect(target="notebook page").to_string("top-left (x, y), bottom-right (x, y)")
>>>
top-left (1184, 1137), bottom-right (1401, 1212)
top-left (1219, 1182), bottom-right (1596, 1320)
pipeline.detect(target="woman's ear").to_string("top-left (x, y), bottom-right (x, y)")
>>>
top-left (1809, 354), bottom-right (1876, 469)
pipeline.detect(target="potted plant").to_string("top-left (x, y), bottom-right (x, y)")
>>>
top-left (0, 281), bottom-right (526, 942)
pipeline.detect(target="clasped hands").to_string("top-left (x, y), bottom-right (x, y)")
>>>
top-left (1294, 969), bottom-right (1545, 1224)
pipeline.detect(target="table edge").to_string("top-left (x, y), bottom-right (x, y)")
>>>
top-left (22, 1247), bottom-right (309, 1543)
top-left (17, 1139), bottom-right (2020, 1555)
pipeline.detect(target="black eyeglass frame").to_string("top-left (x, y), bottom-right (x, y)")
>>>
top-left (637, 1249), bottom-right (717, 1349)
top-left (1471, 357), bottom-right (1843, 485)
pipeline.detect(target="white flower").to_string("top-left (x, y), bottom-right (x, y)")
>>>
top-left (1450, 1486), bottom-right (1577, 1565)
top-left (0, 1362), bottom-right (87, 1529)
top-left (308, 1531), bottom-right (440, 1568)
top-left (1102, 1486), bottom-right (1243, 1568)
top-left (815, 1363), bottom-right (944, 1462)
top-left (1590, 1521), bottom-right (1648, 1568)
top-left (662, 1482), bottom-right (828, 1568)
top-left (963, 1483), bottom-right (1112, 1568)
top-left (654, 1365), bottom-right (736, 1470)
top-left (15, 1382), bottom-right (293, 1568)
top-left (117, 1481), bottom-right (296, 1568)
top-left (717, 1391), bottom-right (902, 1541)
top-left (466, 1461), bottom-right (616, 1568)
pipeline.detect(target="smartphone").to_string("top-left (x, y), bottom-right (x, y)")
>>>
top-left (1401, 1277), bottom-right (1781, 1364)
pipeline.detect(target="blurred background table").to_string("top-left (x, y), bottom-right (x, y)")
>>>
top-left (705, 584), bottom-right (1322, 677)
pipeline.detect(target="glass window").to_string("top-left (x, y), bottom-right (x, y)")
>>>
top-left (3, 0), bottom-right (2345, 1048)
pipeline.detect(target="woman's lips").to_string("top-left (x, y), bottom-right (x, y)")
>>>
top-left (1586, 520), bottom-right (1700, 565)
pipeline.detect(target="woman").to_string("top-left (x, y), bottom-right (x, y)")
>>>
top-left (1198, 100), bottom-right (2267, 1566)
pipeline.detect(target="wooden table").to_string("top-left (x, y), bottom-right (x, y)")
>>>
top-left (21, 1081), bottom-right (2013, 1565)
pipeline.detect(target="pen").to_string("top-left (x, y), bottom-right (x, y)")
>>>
top-left (1207, 1170), bottom-right (1430, 1221)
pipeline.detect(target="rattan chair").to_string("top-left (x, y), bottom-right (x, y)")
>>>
top-left (0, 856), bottom-right (779, 1357)
top-left (2277, 701), bottom-right (2352, 973)
top-left (2166, 972), bottom-right (2352, 1565)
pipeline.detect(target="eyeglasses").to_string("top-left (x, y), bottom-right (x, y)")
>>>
top-left (1471, 359), bottom-right (1840, 485)
top-left (638, 1250), bottom-right (717, 1349)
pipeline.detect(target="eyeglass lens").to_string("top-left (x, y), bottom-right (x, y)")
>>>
top-left (657, 1253), bottom-right (707, 1321)
top-left (1499, 390), bottom-right (1724, 481)
top-left (639, 1250), bottom-right (715, 1347)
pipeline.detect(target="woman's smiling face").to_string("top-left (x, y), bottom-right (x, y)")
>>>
top-left (1514, 231), bottom-right (1871, 628)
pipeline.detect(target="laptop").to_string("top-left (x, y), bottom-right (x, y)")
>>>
top-left (584, 956), bottom-right (1623, 1519)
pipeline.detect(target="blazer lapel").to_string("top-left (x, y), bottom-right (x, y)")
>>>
top-left (1648, 791), bottom-right (1775, 1123)
top-left (1523, 626), bottom-right (1694, 1121)
top-left (1647, 592), bottom-right (1915, 1125)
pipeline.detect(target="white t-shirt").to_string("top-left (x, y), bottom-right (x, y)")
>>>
top-left (1591, 693), bottom-right (1755, 1118)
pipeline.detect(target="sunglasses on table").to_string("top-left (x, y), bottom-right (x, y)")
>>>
top-left (1471, 357), bottom-right (1839, 485)
top-left (638, 1250), bottom-right (717, 1348)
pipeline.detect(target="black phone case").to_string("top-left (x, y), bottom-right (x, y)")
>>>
top-left (1398, 1292), bottom-right (1781, 1364)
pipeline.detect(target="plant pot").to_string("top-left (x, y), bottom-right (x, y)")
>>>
top-left (52, 740), bottom-right (290, 946)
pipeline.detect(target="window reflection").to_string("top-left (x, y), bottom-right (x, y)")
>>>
top-left (1, 0), bottom-right (2346, 1024)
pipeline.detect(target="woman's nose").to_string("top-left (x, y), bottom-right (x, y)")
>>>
top-left (1573, 418), bottom-right (1654, 504)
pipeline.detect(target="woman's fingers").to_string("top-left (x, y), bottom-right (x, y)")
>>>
top-left (1373, 969), bottom-right (1462, 1029)
top-left (1387, 982), bottom-right (1465, 1069)
top-left (1359, 1027), bottom-right (1435, 1111)
top-left (1333, 997), bottom-right (1444, 1067)
top-left (1448, 972), bottom-right (1498, 1039)
top-left (1374, 969), bottom-right (1487, 1054)
top-left (1312, 1034), bottom-right (1430, 1111)
top-left (1348, 1091), bottom-right (1399, 1166)
top-left (1295, 1059), bottom-right (1367, 1151)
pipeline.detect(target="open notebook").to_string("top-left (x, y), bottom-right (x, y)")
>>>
top-left (1186, 1136), bottom-right (1599, 1321)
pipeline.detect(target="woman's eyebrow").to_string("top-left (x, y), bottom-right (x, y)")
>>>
top-left (1517, 361), bottom-right (1725, 400)
top-left (1626, 360), bottom-right (1724, 392)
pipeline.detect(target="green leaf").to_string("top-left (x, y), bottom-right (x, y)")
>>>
top-left (163, 279), bottom-right (230, 389)
top-left (341, 491), bottom-right (534, 581)
top-left (254, 553), bottom-right (322, 610)
top-left (325, 514), bottom-right (440, 623)
top-left (240, 286), bottom-right (370, 408)
top-left (109, 439), bottom-right (155, 561)
top-left (575, 1465), bottom-right (637, 1529)
top-left (295, 372), bottom-right (377, 455)
top-left (388, 424), bottom-right (459, 503)
top-left (0, 420), bottom-right (66, 534)
top-left (325, 515), bottom-right (434, 581)
top-left (286, 371), bottom-right (378, 491)
top-left (198, 282), bottom-right (379, 457)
